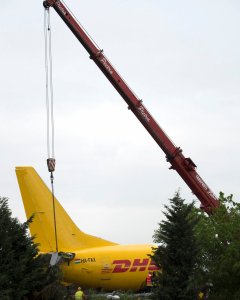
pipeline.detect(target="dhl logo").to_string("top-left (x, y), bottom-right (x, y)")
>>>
top-left (112, 259), bottom-right (158, 273)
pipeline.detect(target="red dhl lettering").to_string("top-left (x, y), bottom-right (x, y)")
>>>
top-left (112, 260), bottom-right (131, 273)
top-left (112, 259), bottom-right (158, 273)
top-left (130, 258), bottom-right (149, 272)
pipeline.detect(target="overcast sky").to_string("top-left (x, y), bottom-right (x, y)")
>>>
top-left (1, 0), bottom-right (240, 245)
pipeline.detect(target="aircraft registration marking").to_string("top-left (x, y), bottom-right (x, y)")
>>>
top-left (74, 257), bottom-right (96, 264)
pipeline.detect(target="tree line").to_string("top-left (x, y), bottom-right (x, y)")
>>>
top-left (1, 192), bottom-right (240, 299)
top-left (151, 192), bottom-right (240, 300)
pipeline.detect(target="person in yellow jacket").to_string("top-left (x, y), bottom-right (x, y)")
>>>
top-left (198, 291), bottom-right (204, 299)
top-left (75, 287), bottom-right (85, 300)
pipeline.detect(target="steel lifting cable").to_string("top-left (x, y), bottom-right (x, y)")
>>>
top-left (44, 7), bottom-right (55, 162)
top-left (44, 7), bottom-right (58, 253)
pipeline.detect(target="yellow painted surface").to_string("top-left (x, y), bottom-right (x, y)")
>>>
top-left (16, 167), bottom-right (157, 291)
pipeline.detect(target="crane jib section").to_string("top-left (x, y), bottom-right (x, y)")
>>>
top-left (43, 0), bottom-right (219, 213)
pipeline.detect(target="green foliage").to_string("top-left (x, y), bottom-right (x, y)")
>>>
top-left (0, 197), bottom-right (66, 299)
top-left (194, 192), bottom-right (240, 300)
top-left (151, 192), bottom-right (199, 300)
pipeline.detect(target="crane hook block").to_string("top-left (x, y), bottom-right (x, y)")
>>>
top-left (47, 158), bottom-right (56, 172)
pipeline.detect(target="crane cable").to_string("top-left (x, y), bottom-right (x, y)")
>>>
top-left (44, 7), bottom-right (58, 253)
top-left (44, 7), bottom-right (55, 161)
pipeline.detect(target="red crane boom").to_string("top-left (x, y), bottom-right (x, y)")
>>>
top-left (43, 0), bottom-right (219, 213)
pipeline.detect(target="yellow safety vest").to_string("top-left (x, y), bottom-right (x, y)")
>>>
top-left (75, 290), bottom-right (84, 300)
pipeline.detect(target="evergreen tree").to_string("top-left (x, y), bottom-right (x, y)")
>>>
top-left (151, 192), bottom-right (199, 300)
top-left (0, 197), bottom-right (63, 299)
top-left (194, 193), bottom-right (240, 300)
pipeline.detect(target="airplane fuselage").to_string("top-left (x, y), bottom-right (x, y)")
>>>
top-left (61, 244), bottom-right (158, 291)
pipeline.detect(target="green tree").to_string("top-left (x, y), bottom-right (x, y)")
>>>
top-left (194, 192), bottom-right (240, 300)
top-left (151, 192), bottom-right (199, 300)
top-left (0, 197), bottom-right (66, 299)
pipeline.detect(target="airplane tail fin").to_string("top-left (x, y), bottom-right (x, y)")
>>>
top-left (16, 167), bottom-right (117, 252)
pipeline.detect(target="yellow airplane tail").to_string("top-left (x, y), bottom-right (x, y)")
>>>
top-left (16, 166), bottom-right (117, 252)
